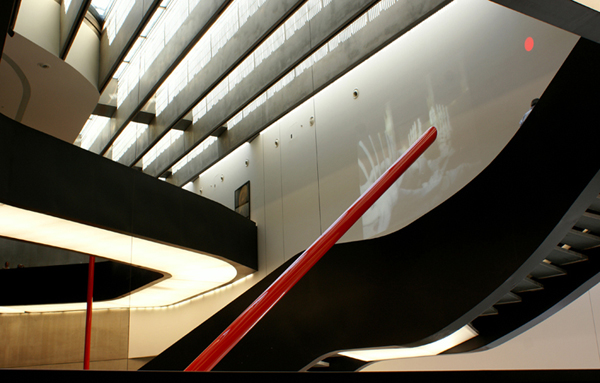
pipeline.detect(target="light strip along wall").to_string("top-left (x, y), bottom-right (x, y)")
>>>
top-left (112, 122), bottom-right (149, 161)
top-left (105, 0), bottom-right (136, 45)
top-left (0, 204), bottom-right (238, 313)
top-left (171, 0), bottom-right (383, 174)
top-left (111, 0), bottom-right (305, 169)
top-left (86, 0), bottom-right (232, 157)
top-left (79, 1), bottom-right (164, 149)
top-left (154, 0), bottom-right (269, 116)
top-left (112, 3), bottom-right (169, 80)
top-left (80, 115), bottom-right (111, 150)
top-left (143, 129), bottom-right (184, 169)
top-left (172, 136), bottom-right (217, 174)
top-left (189, 0), bottom-right (326, 124)
top-left (339, 325), bottom-right (478, 361)
top-left (223, 0), bottom-right (385, 130)
top-left (143, 0), bottom-right (381, 179)
top-left (169, 0), bottom-right (450, 186)
top-left (116, 0), bottom-right (198, 107)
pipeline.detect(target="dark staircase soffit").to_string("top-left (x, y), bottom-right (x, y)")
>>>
top-left (445, 36), bottom-right (600, 353)
top-left (448, 243), bottom-right (600, 356)
top-left (530, 262), bottom-right (567, 279)
top-left (590, 195), bottom-right (600, 213)
top-left (495, 292), bottom-right (522, 305)
top-left (458, 188), bottom-right (600, 353)
top-left (576, 212), bottom-right (600, 234)
top-left (511, 277), bottom-right (544, 293)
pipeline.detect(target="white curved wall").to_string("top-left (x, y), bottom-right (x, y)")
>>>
top-left (14, 0), bottom-right (60, 56)
top-left (128, 0), bottom-right (583, 363)
top-left (66, 19), bottom-right (100, 89)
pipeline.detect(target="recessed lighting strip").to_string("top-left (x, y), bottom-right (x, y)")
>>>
top-left (339, 325), bottom-right (478, 361)
top-left (0, 204), bottom-right (237, 313)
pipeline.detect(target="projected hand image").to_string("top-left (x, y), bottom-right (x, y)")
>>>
top-left (358, 103), bottom-right (475, 239)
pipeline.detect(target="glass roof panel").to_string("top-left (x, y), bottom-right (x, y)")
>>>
top-left (90, 0), bottom-right (116, 20)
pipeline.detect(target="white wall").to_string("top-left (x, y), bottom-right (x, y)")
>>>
top-left (14, 0), bottom-right (60, 57)
top-left (65, 20), bottom-right (100, 89)
top-left (128, 0), bottom-right (590, 369)
top-left (15, 0), bottom-right (100, 89)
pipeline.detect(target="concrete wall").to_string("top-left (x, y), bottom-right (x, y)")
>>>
top-left (65, 19), bottom-right (100, 89)
top-left (0, 309), bottom-right (130, 369)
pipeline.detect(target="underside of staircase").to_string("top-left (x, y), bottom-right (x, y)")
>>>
top-left (141, 37), bottom-right (600, 372)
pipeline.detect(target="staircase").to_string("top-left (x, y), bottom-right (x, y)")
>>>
top-left (141, 38), bottom-right (600, 372)
top-left (481, 197), bottom-right (599, 317)
top-left (447, 195), bottom-right (600, 355)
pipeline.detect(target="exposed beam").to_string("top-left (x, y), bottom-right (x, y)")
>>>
top-left (168, 0), bottom-right (452, 187)
top-left (97, 0), bottom-right (163, 93)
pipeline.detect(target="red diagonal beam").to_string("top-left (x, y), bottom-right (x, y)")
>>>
top-left (84, 255), bottom-right (95, 370)
top-left (185, 126), bottom-right (438, 371)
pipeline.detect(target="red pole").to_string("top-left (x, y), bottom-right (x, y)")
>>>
top-left (185, 126), bottom-right (438, 371)
top-left (84, 255), bottom-right (95, 370)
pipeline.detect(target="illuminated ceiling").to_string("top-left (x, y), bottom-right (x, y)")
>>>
top-left (0, 204), bottom-right (238, 313)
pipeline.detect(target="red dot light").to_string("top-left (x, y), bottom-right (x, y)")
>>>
top-left (525, 37), bottom-right (534, 52)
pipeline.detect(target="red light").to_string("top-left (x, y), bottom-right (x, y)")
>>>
top-left (525, 37), bottom-right (534, 52)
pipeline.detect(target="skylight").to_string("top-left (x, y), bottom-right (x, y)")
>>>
top-left (90, 0), bottom-right (116, 19)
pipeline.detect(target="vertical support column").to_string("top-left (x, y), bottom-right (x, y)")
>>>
top-left (84, 256), bottom-right (95, 370)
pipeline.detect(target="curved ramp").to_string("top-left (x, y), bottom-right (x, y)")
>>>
top-left (0, 111), bottom-right (257, 312)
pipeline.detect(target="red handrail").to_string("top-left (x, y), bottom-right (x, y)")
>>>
top-left (185, 126), bottom-right (438, 371)
top-left (84, 255), bottom-right (95, 370)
